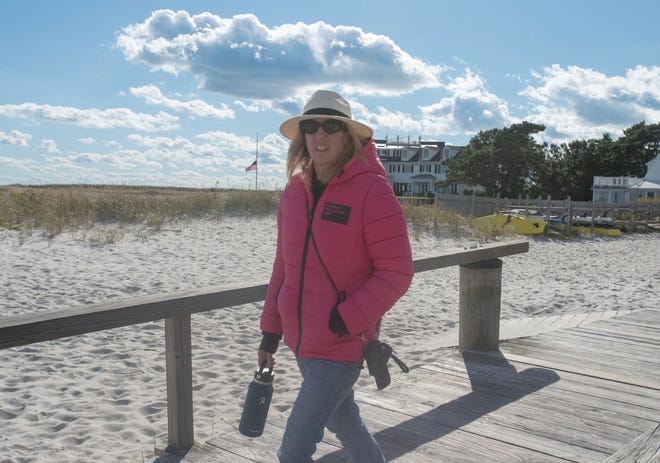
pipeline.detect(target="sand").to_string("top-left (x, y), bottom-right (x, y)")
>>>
top-left (1, 216), bottom-right (658, 462)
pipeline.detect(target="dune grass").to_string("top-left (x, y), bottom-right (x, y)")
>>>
top-left (402, 200), bottom-right (470, 237)
top-left (0, 185), bottom-right (280, 239)
top-left (0, 185), bottom-right (498, 242)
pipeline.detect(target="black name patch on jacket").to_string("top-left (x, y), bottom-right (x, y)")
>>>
top-left (321, 202), bottom-right (351, 225)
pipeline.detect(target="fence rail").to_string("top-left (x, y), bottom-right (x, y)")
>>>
top-left (0, 240), bottom-right (529, 451)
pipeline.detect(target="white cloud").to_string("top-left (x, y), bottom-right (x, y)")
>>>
top-left (78, 137), bottom-right (97, 145)
top-left (520, 64), bottom-right (660, 140)
top-left (128, 133), bottom-right (228, 163)
top-left (0, 129), bottom-right (32, 147)
top-left (130, 84), bottom-right (235, 119)
top-left (362, 106), bottom-right (422, 137)
top-left (358, 69), bottom-right (513, 139)
top-left (39, 139), bottom-right (61, 154)
top-left (0, 103), bottom-right (179, 132)
top-left (116, 10), bottom-right (443, 99)
top-left (196, 129), bottom-right (288, 172)
top-left (67, 150), bottom-right (161, 170)
top-left (0, 155), bottom-right (39, 168)
top-left (420, 70), bottom-right (513, 135)
top-left (234, 100), bottom-right (262, 112)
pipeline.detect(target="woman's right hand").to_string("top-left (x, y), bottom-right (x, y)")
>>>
top-left (258, 350), bottom-right (275, 369)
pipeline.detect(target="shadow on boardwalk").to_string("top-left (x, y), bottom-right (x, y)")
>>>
top-left (317, 351), bottom-right (560, 462)
top-left (162, 310), bottom-right (660, 462)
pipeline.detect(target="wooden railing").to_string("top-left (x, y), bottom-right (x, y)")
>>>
top-left (0, 240), bottom-right (529, 451)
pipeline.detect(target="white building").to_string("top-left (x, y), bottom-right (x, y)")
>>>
top-left (375, 139), bottom-right (467, 196)
top-left (592, 155), bottom-right (660, 203)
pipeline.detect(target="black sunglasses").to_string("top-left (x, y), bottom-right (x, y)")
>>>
top-left (299, 119), bottom-right (346, 135)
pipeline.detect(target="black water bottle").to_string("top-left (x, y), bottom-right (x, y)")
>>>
top-left (238, 366), bottom-right (274, 437)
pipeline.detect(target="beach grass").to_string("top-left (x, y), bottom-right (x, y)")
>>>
top-left (0, 185), bottom-right (280, 239)
top-left (0, 185), bottom-right (501, 242)
top-left (400, 200), bottom-right (486, 240)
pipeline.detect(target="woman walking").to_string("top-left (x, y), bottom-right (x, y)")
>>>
top-left (258, 89), bottom-right (414, 462)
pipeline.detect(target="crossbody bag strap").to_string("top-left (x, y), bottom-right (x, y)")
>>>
top-left (305, 194), bottom-right (344, 302)
top-left (390, 351), bottom-right (410, 373)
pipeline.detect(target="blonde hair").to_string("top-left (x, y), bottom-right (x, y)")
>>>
top-left (285, 123), bottom-right (368, 183)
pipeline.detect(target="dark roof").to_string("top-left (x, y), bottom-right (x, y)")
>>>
top-left (376, 140), bottom-right (458, 163)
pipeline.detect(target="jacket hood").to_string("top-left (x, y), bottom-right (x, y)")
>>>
top-left (335, 140), bottom-right (386, 184)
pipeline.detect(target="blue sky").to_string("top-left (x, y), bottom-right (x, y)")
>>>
top-left (1, 0), bottom-right (658, 189)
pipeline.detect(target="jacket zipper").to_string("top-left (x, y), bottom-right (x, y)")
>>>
top-left (294, 194), bottom-right (315, 357)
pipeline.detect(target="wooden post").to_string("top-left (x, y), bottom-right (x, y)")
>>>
top-left (566, 196), bottom-right (572, 234)
top-left (525, 193), bottom-right (530, 214)
top-left (629, 202), bottom-right (635, 230)
top-left (165, 315), bottom-right (194, 450)
top-left (545, 195), bottom-right (552, 234)
top-left (591, 201), bottom-right (596, 234)
top-left (459, 259), bottom-right (502, 352)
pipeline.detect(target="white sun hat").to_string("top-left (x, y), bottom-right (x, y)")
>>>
top-left (279, 90), bottom-right (373, 141)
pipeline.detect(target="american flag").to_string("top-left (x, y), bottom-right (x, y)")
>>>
top-left (245, 160), bottom-right (257, 172)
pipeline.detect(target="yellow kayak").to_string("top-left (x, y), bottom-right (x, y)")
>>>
top-left (573, 224), bottom-right (623, 237)
top-left (474, 213), bottom-right (546, 235)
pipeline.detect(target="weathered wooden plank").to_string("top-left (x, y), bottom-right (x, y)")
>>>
top-left (354, 370), bottom-right (611, 462)
top-left (497, 310), bottom-right (636, 340)
top-left (413, 240), bottom-right (528, 273)
top-left (419, 360), bottom-right (659, 435)
top-left (500, 338), bottom-right (660, 386)
top-left (502, 333), bottom-right (659, 361)
top-left (206, 424), bottom-right (343, 463)
top-left (602, 423), bottom-right (660, 463)
top-left (197, 311), bottom-right (660, 462)
top-left (326, 402), bottom-right (571, 463)
top-left (432, 355), bottom-right (660, 421)
top-left (368, 361), bottom-right (593, 454)
top-left (0, 240), bottom-right (529, 350)
top-left (0, 281), bottom-right (270, 349)
top-left (502, 319), bottom-right (660, 368)
top-left (459, 259), bottom-right (502, 351)
top-left (165, 315), bottom-right (194, 450)
top-left (618, 310), bottom-right (660, 325)
top-left (423, 357), bottom-right (659, 418)
top-left (573, 325), bottom-right (660, 345)
top-left (163, 441), bottom-right (251, 463)
top-left (512, 333), bottom-right (660, 368)
top-left (239, 387), bottom-right (574, 463)
top-left (559, 318), bottom-right (660, 344)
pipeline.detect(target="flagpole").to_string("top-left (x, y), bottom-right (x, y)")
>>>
top-left (255, 132), bottom-right (259, 190)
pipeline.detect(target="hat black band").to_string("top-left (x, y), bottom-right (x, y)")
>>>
top-left (303, 108), bottom-right (350, 119)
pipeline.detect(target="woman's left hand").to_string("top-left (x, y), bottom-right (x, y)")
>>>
top-left (328, 304), bottom-right (349, 337)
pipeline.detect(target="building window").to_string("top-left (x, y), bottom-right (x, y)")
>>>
top-left (393, 182), bottom-right (408, 195)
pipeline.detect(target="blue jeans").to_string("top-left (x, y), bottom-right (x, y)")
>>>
top-left (278, 358), bottom-right (385, 463)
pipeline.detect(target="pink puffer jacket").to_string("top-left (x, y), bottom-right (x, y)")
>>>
top-left (260, 141), bottom-right (414, 361)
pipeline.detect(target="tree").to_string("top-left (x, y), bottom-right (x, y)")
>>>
top-left (539, 139), bottom-right (601, 201)
top-left (611, 122), bottom-right (660, 177)
top-left (442, 121), bottom-right (546, 198)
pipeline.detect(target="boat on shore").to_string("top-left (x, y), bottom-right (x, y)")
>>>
top-left (571, 223), bottom-right (623, 236)
top-left (474, 212), bottom-right (546, 235)
top-left (475, 210), bottom-right (623, 236)
top-left (548, 214), bottom-right (623, 236)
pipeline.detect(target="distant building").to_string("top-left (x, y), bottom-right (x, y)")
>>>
top-left (592, 155), bottom-right (660, 203)
top-left (375, 138), bottom-right (470, 196)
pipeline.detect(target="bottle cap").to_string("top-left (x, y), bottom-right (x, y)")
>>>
top-left (255, 366), bottom-right (274, 383)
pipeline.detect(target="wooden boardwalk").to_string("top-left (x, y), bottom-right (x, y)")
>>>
top-left (169, 310), bottom-right (660, 462)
